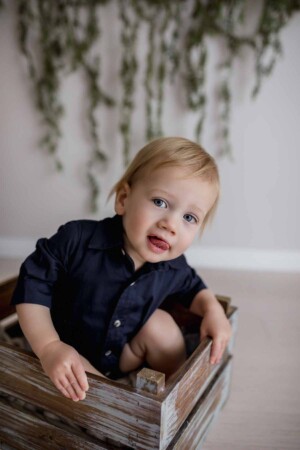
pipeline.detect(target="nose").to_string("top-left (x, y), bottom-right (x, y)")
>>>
top-left (157, 214), bottom-right (177, 235)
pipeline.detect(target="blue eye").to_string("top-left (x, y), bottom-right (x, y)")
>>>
top-left (184, 214), bottom-right (197, 224)
top-left (153, 198), bottom-right (167, 208)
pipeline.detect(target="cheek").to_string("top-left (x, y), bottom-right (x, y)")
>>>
top-left (179, 226), bottom-right (198, 248)
top-left (125, 210), bottom-right (147, 235)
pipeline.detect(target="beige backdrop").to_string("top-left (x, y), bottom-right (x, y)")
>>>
top-left (1, 3), bottom-right (300, 271)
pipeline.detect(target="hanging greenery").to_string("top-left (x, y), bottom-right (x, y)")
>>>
top-left (2, 0), bottom-right (299, 210)
top-left (16, 0), bottom-right (114, 211)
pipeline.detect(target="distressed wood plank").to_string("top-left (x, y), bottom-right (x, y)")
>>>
top-left (0, 397), bottom-right (112, 450)
top-left (216, 295), bottom-right (231, 314)
top-left (227, 306), bottom-right (238, 354)
top-left (0, 277), bottom-right (17, 320)
top-left (168, 357), bottom-right (233, 450)
top-left (136, 368), bottom-right (165, 395)
top-left (0, 343), bottom-right (161, 450)
top-left (159, 307), bottom-right (238, 449)
top-left (160, 339), bottom-right (221, 449)
top-left (0, 292), bottom-right (238, 450)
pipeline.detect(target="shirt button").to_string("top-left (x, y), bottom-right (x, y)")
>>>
top-left (114, 319), bottom-right (121, 327)
top-left (105, 350), bottom-right (112, 356)
top-left (105, 371), bottom-right (111, 377)
top-left (130, 282), bottom-right (135, 286)
top-left (121, 249), bottom-right (126, 255)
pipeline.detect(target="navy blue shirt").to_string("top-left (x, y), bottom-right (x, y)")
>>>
top-left (12, 215), bottom-right (206, 378)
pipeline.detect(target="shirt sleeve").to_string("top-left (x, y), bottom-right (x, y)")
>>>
top-left (165, 263), bottom-right (207, 309)
top-left (11, 221), bottom-right (81, 308)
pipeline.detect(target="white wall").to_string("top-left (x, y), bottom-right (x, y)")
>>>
top-left (1, 2), bottom-right (300, 271)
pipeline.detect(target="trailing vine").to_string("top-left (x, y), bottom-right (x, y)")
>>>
top-left (119, 0), bottom-right (139, 166)
top-left (2, 0), bottom-right (299, 210)
top-left (184, 1), bottom-right (208, 144)
top-left (252, 0), bottom-right (300, 97)
top-left (16, 0), bottom-right (114, 211)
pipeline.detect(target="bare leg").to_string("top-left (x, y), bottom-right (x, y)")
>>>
top-left (119, 309), bottom-right (186, 377)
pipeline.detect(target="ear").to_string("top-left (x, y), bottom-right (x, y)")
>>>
top-left (114, 183), bottom-right (131, 215)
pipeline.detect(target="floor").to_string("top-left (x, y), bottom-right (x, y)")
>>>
top-left (1, 260), bottom-right (300, 449)
top-left (199, 268), bottom-right (300, 450)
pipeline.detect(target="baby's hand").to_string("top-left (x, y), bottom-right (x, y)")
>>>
top-left (39, 340), bottom-right (89, 401)
top-left (200, 305), bottom-right (232, 365)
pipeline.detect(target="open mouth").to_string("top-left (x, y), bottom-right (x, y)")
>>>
top-left (147, 235), bottom-right (170, 253)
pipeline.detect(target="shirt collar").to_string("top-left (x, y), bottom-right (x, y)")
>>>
top-left (154, 255), bottom-right (187, 271)
top-left (88, 214), bottom-right (187, 271)
top-left (88, 215), bottom-right (124, 250)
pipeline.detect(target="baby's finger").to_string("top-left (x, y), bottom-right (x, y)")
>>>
top-left (72, 361), bottom-right (89, 392)
top-left (215, 341), bottom-right (226, 364)
top-left (66, 375), bottom-right (85, 402)
top-left (214, 339), bottom-right (228, 364)
top-left (56, 380), bottom-right (72, 400)
top-left (54, 375), bottom-right (80, 402)
top-left (210, 339), bottom-right (224, 364)
top-left (67, 375), bottom-right (86, 401)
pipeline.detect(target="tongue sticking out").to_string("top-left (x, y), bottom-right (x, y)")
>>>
top-left (148, 236), bottom-right (169, 251)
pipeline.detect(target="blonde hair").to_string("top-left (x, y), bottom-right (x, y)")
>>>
top-left (110, 137), bottom-right (220, 230)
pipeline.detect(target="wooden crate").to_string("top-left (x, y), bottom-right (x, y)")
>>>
top-left (0, 277), bottom-right (17, 320)
top-left (0, 277), bottom-right (238, 450)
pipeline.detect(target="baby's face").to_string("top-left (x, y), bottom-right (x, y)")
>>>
top-left (115, 166), bottom-right (218, 270)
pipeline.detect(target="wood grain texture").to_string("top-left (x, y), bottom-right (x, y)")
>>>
top-left (136, 368), bottom-right (165, 394)
top-left (0, 271), bottom-right (238, 450)
top-left (0, 277), bottom-right (16, 320)
top-left (0, 356), bottom-right (233, 450)
top-left (159, 307), bottom-right (238, 450)
top-left (168, 357), bottom-right (233, 450)
top-left (160, 340), bottom-right (223, 449)
top-left (216, 295), bottom-right (232, 314)
top-left (0, 343), bottom-right (161, 450)
top-left (0, 397), bottom-right (112, 450)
